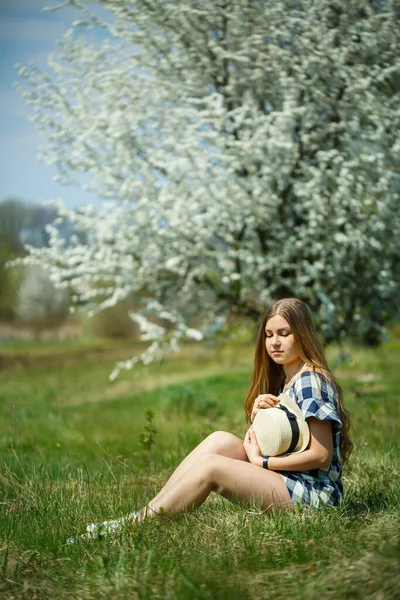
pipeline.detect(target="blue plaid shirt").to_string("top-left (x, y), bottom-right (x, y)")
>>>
top-left (278, 369), bottom-right (343, 508)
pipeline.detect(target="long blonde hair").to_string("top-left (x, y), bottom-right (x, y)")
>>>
top-left (244, 298), bottom-right (353, 463)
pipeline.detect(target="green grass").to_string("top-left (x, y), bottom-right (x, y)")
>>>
top-left (0, 336), bottom-right (399, 599)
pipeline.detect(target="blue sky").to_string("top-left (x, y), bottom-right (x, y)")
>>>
top-left (0, 0), bottom-right (104, 208)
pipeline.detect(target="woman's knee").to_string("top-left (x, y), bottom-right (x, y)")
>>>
top-left (204, 431), bottom-right (241, 453)
top-left (194, 453), bottom-right (224, 487)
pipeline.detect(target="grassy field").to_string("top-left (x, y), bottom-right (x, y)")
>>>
top-left (0, 333), bottom-right (399, 599)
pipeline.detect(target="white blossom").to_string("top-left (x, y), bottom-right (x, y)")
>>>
top-left (14, 0), bottom-right (400, 367)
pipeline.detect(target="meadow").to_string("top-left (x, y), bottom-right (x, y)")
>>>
top-left (0, 331), bottom-right (399, 599)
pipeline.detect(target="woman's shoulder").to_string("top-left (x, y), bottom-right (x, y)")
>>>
top-left (293, 367), bottom-right (342, 426)
top-left (298, 366), bottom-right (335, 383)
top-left (294, 367), bottom-right (338, 402)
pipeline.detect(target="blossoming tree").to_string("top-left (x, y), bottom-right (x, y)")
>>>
top-left (17, 0), bottom-right (400, 374)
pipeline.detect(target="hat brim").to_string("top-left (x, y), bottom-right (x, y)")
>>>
top-left (277, 393), bottom-right (310, 453)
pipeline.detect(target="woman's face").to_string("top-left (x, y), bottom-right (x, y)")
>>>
top-left (264, 314), bottom-right (300, 367)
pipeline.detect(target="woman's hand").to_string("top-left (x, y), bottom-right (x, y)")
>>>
top-left (243, 427), bottom-right (263, 466)
top-left (250, 393), bottom-right (280, 423)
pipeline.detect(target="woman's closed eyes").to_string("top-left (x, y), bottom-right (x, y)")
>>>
top-left (265, 330), bottom-right (291, 338)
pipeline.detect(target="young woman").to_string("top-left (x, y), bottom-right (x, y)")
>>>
top-left (69, 297), bottom-right (352, 542)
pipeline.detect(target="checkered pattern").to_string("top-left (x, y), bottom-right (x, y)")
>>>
top-left (278, 370), bottom-right (343, 509)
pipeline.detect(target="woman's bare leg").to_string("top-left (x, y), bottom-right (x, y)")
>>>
top-left (76, 440), bottom-right (289, 542)
top-left (139, 453), bottom-right (293, 520)
top-left (147, 431), bottom-right (248, 507)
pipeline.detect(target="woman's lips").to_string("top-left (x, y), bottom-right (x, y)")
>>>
top-left (272, 351), bottom-right (283, 354)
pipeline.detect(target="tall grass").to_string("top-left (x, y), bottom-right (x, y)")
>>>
top-left (0, 335), bottom-right (399, 599)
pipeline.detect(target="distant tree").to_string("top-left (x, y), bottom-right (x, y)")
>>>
top-left (16, 0), bottom-right (400, 372)
top-left (0, 198), bottom-right (30, 254)
top-left (0, 244), bottom-right (19, 322)
top-left (16, 265), bottom-right (69, 336)
top-left (22, 205), bottom-right (57, 248)
top-left (0, 199), bottom-right (28, 320)
top-left (0, 197), bottom-right (78, 248)
top-left (0, 198), bottom-right (64, 321)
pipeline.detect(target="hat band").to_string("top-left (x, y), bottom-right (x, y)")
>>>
top-left (278, 405), bottom-right (300, 453)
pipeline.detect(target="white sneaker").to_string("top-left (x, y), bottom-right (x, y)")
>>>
top-left (67, 510), bottom-right (138, 544)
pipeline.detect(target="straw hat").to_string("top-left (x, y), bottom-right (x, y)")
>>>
top-left (252, 393), bottom-right (310, 456)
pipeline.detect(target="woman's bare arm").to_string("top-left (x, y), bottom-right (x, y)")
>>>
top-left (244, 418), bottom-right (333, 471)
